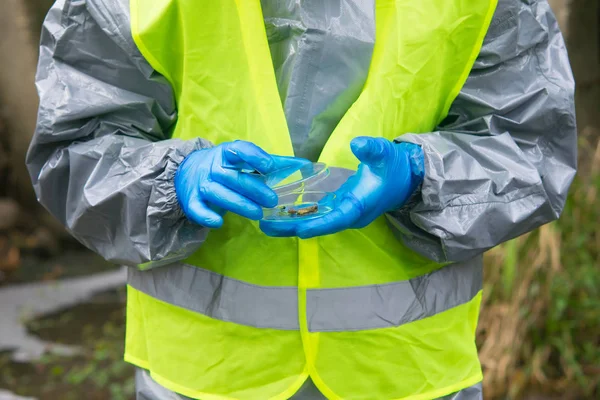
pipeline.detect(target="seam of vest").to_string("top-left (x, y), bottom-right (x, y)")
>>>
top-left (127, 258), bottom-right (482, 332)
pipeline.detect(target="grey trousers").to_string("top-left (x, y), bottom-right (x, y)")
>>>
top-left (135, 368), bottom-right (483, 400)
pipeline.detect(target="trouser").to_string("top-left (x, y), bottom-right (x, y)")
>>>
top-left (134, 368), bottom-right (483, 400)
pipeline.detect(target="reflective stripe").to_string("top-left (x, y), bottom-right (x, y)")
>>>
top-left (307, 258), bottom-right (482, 332)
top-left (127, 259), bottom-right (481, 331)
top-left (127, 265), bottom-right (299, 330)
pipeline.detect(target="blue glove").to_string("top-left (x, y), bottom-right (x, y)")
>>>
top-left (175, 140), bottom-right (302, 228)
top-left (260, 137), bottom-right (424, 238)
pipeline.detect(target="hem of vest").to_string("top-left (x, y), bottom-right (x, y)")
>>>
top-left (125, 351), bottom-right (309, 400)
top-left (124, 351), bottom-right (483, 400)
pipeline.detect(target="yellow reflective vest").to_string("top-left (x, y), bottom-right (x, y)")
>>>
top-left (125, 0), bottom-right (497, 398)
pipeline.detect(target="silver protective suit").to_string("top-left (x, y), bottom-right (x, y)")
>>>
top-left (261, 0), bottom-right (376, 162)
top-left (27, 0), bottom-right (576, 398)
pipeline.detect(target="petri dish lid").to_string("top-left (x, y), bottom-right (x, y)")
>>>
top-left (265, 162), bottom-right (329, 193)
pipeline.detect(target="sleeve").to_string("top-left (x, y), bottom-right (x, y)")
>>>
top-left (26, 0), bottom-right (212, 268)
top-left (388, 0), bottom-right (577, 263)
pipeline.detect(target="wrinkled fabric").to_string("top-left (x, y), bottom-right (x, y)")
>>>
top-left (26, 0), bottom-right (212, 267)
top-left (391, 0), bottom-right (577, 263)
top-left (28, 0), bottom-right (576, 269)
top-left (261, 0), bottom-right (375, 161)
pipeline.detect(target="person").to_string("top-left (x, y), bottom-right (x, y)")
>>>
top-left (27, 0), bottom-right (576, 399)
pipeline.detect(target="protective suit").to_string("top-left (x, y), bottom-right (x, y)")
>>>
top-left (27, 0), bottom-right (576, 399)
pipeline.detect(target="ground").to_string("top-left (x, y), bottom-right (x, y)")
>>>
top-left (0, 250), bottom-right (134, 400)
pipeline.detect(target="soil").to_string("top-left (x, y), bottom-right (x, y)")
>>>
top-left (280, 204), bottom-right (319, 217)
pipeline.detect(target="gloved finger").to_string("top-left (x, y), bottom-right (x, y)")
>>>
top-left (271, 155), bottom-right (311, 171)
top-left (213, 169), bottom-right (278, 208)
top-left (224, 141), bottom-right (276, 174)
top-left (185, 197), bottom-right (224, 228)
top-left (296, 194), bottom-right (363, 239)
top-left (259, 220), bottom-right (300, 237)
top-left (201, 181), bottom-right (263, 220)
top-left (350, 137), bottom-right (388, 166)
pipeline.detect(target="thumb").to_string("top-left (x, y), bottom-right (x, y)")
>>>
top-left (350, 137), bottom-right (388, 166)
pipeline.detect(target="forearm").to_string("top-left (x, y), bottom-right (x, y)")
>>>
top-left (390, 0), bottom-right (577, 262)
top-left (29, 134), bottom-right (210, 266)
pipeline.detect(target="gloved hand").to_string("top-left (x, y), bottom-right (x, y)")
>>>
top-left (175, 140), bottom-right (303, 228)
top-left (260, 137), bottom-right (424, 238)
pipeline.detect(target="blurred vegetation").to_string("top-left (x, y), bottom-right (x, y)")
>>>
top-left (476, 2), bottom-right (600, 396)
top-left (478, 128), bottom-right (600, 399)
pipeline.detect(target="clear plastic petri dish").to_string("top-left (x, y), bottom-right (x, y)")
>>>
top-left (266, 162), bottom-right (329, 194)
top-left (262, 191), bottom-right (335, 222)
top-left (223, 159), bottom-right (329, 194)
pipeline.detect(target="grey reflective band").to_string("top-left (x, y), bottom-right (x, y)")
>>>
top-left (306, 259), bottom-right (482, 332)
top-left (127, 265), bottom-right (299, 330)
top-left (127, 258), bottom-right (482, 331)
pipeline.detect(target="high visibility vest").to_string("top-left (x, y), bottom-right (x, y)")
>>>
top-left (125, 1), bottom-right (497, 399)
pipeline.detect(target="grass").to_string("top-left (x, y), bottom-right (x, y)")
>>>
top-left (478, 130), bottom-right (600, 399)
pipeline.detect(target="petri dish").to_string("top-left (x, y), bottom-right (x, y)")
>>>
top-left (263, 191), bottom-right (335, 222)
top-left (264, 162), bottom-right (329, 193)
top-left (223, 159), bottom-right (329, 194)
